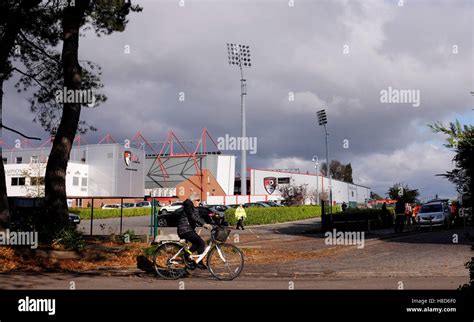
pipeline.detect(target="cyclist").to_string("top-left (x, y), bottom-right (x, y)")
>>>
top-left (177, 194), bottom-right (213, 269)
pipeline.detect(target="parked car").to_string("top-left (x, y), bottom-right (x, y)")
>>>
top-left (244, 202), bottom-right (270, 208)
top-left (102, 204), bottom-right (120, 209)
top-left (205, 204), bottom-right (229, 212)
top-left (416, 200), bottom-right (453, 228)
top-left (156, 206), bottom-right (228, 227)
top-left (122, 202), bottom-right (137, 208)
top-left (226, 204), bottom-right (239, 209)
top-left (135, 201), bottom-right (152, 208)
top-left (68, 213), bottom-right (81, 225)
top-left (257, 201), bottom-right (282, 207)
top-left (159, 202), bottom-right (184, 215)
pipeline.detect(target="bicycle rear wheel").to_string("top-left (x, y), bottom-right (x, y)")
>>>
top-left (153, 242), bottom-right (188, 280)
top-left (207, 243), bottom-right (244, 281)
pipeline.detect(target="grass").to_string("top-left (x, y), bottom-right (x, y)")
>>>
top-left (224, 205), bottom-right (340, 226)
top-left (69, 207), bottom-right (157, 220)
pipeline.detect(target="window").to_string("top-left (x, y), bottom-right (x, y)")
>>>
top-left (11, 177), bottom-right (26, 186)
top-left (420, 204), bottom-right (442, 213)
top-left (30, 177), bottom-right (45, 185)
top-left (30, 156), bottom-right (38, 164)
top-left (81, 177), bottom-right (87, 186)
top-left (2, 158), bottom-right (6, 164)
top-left (72, 176), bottom-right (79, 186)
top-left (351, 191), bottom-right (355, 197)
top-left (15, 157), bottom-right (22, 164)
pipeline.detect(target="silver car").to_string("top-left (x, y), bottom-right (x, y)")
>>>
top-left (416, 201), bottom-right (452, 228)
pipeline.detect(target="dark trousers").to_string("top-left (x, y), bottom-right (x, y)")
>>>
top-left (236, 218), bottom-right (245, 230)
top-left (394, 214), bottom-right (405, 233)
top-left (180, 231), bottom-right (205, 254)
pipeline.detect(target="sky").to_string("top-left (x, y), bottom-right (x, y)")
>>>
top-left (3, 0), bottom-right (473, 198)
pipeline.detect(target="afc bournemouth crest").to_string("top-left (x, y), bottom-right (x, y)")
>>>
top-left (124, 151), bottom-right (132, 166)
top-left (264, 177), bottom-right (277, 194)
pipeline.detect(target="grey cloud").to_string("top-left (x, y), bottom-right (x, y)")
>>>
top-left (3, 0), bottom-right (471, 198)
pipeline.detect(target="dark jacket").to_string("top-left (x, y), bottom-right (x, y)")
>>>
top-left (395, 200), bottom-right (405, 215)
top-left (177, 199), bottom-right (206, 236)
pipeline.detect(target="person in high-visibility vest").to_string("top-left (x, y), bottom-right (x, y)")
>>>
top-left (235, 204), bottom-right (247, 230)
top-left (412, 204), bottom-right (421, 224)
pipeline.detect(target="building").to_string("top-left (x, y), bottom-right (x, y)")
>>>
top-left (1, 130), bottom-right (371, 207)
top-left (2, 143), bottom-right (145, 205)
top-left (143, 129), bottom-right (235, 202)
top-left (250, 169), bottom-right (370, 205)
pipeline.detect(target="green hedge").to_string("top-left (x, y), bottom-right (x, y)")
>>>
top-left (69, 207), bottom-right (157, 220)
top-left (224, 205), bottom-right (339, 226)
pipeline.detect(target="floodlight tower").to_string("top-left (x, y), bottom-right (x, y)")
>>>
top-left (317, 109), bottom-right (332, 219)
top-left (312, 155), bottom-right (319, 205)
top-left (227, 43), bottom-right (252, 195)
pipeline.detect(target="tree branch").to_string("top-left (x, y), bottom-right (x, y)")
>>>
top-left (1, 124), bottom-right (41, 140)
top-left (12, 66), bottom-right (49, 92)
top-left (17, 30), bottom-right (61, 65)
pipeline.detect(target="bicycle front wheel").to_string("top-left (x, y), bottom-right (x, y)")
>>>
top-left (207, 243), bottom-right (244, 281)
top-left (153, 242), bottom-right (188, 280)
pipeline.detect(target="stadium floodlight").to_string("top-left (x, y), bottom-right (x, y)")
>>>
top-left (227, 43), bottom-right (252, 69)
top-left (227, 43), bottom-right (252, 196)
top-left (317, 109), bottom-right (332, 219)
top-left (317, 109), bottom-right (327, 126)
top-left (312, 155), bottom-right (319, 205)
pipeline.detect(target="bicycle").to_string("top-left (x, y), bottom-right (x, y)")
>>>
top-left (152, 225), bottom-right (244, 281)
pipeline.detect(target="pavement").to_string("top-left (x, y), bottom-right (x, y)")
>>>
top-left (2, 218), bottom-right (473, 289)
top-left (0, 273), bottom-right (467, 290)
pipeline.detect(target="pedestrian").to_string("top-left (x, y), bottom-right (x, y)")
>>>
top-left (235, 204), bottom-right (247, 230)
top-left (404, 203), bottom-right (413, 229)
top-left (341, 201), bottom-right (348, 212)
top-left (394, 197), bottom-right (406, 233)
top-left (381, 202), bottom-right (390, 226)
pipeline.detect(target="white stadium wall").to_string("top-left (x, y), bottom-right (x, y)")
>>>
top-left (65, 163), bottom-right (90, 196)
top-left (5, 162), bottom-right (89, 197)
top-left (215, 155), bottom-right (235, 196)
top-left (250, 169), bottom-right (370, 204)
top-left (207, 194), bottom-right (283, 205)
top-left (86, 144), bottom-right (145, 197)
top-left (3, 143), bottom-right (145, 198)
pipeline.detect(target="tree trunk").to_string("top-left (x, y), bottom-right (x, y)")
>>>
top-left (0, 1), bottom-right (40, 230)
top-left (43, 4), bottom-right (86, 234)
top-left (0, 78), bottom-right (10, 230)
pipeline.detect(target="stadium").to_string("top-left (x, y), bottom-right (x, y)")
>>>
top-left (1, 129), bottom-right (370, 206)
